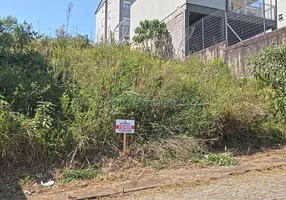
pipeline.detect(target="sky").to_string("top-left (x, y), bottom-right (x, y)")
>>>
top-left (0, 0), bottom-right (101, 41)
top-left (252, 0), bottom-right (263, 7)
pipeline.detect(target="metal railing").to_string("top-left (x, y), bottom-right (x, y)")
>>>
top-left (186, 0), bottom-right (277, 56)
top-left (113, 19), bottom-right (131, 42)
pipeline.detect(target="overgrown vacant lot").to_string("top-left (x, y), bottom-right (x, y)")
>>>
top-left (1, 16), bottom-right (286, 199)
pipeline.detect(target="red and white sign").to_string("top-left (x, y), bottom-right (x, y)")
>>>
top-left (116, 120), bottom-right (135, 133)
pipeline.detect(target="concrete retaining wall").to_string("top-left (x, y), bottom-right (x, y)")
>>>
top-left (194, 27), bottom-right (286, 75)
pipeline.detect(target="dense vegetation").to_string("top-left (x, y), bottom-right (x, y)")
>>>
top-left (0, 16), bottom-right (285, 168)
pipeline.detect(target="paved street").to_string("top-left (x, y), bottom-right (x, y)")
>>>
top-left (114, 168), bottom-right (286, 200)
top-left (25, 154), bottom-right (286, 200)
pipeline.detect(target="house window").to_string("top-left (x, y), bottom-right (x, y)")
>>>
top-left (123, 17), bottom-right (130, 21)
top-left (123, 17), bottom-right (130, 25)
top-left (123, 1), bottom-right (131, 9)
top-left (122, 17), bottom-right (130, 37)
top-left (279, 14), bottom-right (284, 22)
top-left (101, 19), bottom-right (104, 28)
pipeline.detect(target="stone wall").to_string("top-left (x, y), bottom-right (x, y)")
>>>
top-left (165, 5), bottom-right (186, 58)
top-left (194, 27), bottom-right (286, 76)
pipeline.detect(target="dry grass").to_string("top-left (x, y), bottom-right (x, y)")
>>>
top-left (100, 137), bottom-right (205, 173)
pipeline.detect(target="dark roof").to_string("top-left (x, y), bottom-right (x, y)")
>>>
top-left (95, 0), bottom-right (106, 14)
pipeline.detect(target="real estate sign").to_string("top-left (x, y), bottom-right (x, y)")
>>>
top-left (115, 119), bottom-right (135, 134)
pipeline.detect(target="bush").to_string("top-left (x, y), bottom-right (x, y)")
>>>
top-left (249, 45), bottom-right (286, 117)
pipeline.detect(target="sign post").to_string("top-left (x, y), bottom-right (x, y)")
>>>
top-left (123, 133), bottom-right (127, 155)
top-left (115, 120), bottom-right (135, 156)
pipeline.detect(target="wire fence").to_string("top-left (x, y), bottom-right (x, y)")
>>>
top-left (186, 0), bottom-right (277, 55)
top-left (186, 11), bottom-right (226, 54)
top-left (113, 19), bottom-right (130, 43)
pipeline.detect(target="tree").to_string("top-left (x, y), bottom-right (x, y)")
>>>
top-left (0, 16), bottom-right (38, 52)
top-left (133, 19), bottom-right (172, 58)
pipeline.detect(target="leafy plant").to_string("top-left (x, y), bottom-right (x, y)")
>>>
top-left (249, 45), bottom-right (286, 117)
top-left (60, 168), bottom-right (101, 183)
top-left (19, 175), bottom-right (34, 186)
top-left (200, 153), bottom-right (237, 166)
top-left (133, 19), bottom-right (172, 57)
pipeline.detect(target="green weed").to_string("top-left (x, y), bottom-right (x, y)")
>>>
top-left (19, 175), bottom-right (34, 186)
top-left (200, 153), bottom-right (237, 167)
top-left (60, 168), bottom-right (101, 183)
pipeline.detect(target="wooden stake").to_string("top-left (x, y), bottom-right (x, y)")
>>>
top-left (123, 133), bottom-right (127, 156)
top-left (247, 143), bottom-right (251, 156)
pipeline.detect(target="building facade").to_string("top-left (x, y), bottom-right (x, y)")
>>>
top-left (130, 0), bottom-right (277, 58)
top-left (277, 0), bottom-right (286, 28)
top-left (130, 0), bottom-right (227, 57)
top-left (95, 0), bottom-right (136, 42)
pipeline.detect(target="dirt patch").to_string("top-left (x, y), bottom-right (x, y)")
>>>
top-left (12, 147), bottom-right (285, 200)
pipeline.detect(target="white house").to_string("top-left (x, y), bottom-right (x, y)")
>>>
top-left (130, 0), bottom-right (227, 57)
top-left (95, 0), bottom-right (136, 42)
top-left (130, 0), bottom-right (277, 58)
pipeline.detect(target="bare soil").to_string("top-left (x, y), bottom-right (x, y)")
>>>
top-left (2, 147), bottom-right (286, 200)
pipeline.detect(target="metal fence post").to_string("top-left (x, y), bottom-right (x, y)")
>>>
top-left (275, 0), bottom-right (278, 22)
top-left (270, 0), bottom-right (273, 20)
top-left (202, 18), bottom-right (205, 49)
top-left (225, 11), bottom-right (229, 47)
top-left (263, 0), bottom-right (266, 33)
